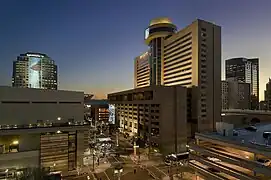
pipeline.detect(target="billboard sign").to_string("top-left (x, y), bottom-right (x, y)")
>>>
top-left (108, 104), bottom-right (115, 124)
top-left (28, 56), bottom-right (42, 88)
top-left (144, 28), bottom-right (149, 40)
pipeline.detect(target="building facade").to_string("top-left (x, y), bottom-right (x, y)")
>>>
top-left (221, 80), bottom-right (251, 109)
top-left (134, 52), bottom-right (150, 88)
top-left (264, 78), bottom-right (271, 111)
top-left (144, 18), bottom-right (221, 132)
top-left (0, 86), bottom-right (88, 177)
top-left (226, 58), bottom-right (259, 109)
top-left (108, 85), bottom-right (187, 154)
top-left (84, 100), bottom-right (109, 122)
top-left (12, 52), bottom-right (58, 90)
top-left (259, 101), bottom-right (268, 111)
top-left (0, 86), bottom-right (84, 125)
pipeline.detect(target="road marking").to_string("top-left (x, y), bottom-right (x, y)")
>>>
top-left (112, 156), bottom-right (120, 162)
top-left (87, 166), bottom-right (96, 180)
top-left (152, 165), bottom-right (168, 177)
top-left (145, 167), bottom-right (159, 180)
top-left (120, 156), bottom-right (127, 162)
top-left (104, 171), bottom-right (111, 180)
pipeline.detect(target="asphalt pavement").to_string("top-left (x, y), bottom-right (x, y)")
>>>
top-left (64, 132), bottom-right (196, 180)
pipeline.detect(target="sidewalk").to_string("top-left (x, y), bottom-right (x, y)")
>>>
top-left (93, 162), bottom-right (111, 173)
top-left (162, 176), bottom-right (182, 180)
top-left (130, 154), bottom-right (163, 166)
top-left (161, 172), bottom-right (197, 180)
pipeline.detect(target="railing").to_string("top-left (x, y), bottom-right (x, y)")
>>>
top-left (190, 154), bottom-right (256, 180)
top-left (0, 121), bottom-right (92, 131)
top-left (190, 144), bottom-right (271, 177)
top-left (195, 133), bottom-right (271, 155)
top-left (189, 161), bottom-right (226, 180)
top-left (222, 109), bottom-right (271, 115)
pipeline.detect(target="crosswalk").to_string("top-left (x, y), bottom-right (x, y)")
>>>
top-left (65, 153), bottom-right (192, 180)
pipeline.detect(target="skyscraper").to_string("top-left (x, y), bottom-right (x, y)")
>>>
top-left (144, 18), bottom-right (221, 132)
top-left (134, 51), bottom-right (150, 88)
top-left (144, 17), bottom-right (177, 86)
top-left (221, 80), bottom-right (251, 109)
top-left (12, 52), bottom-right (58, 90)
top-left (264, 78), bottom-right (271, 110)
top-left (225, 58), bottom-right (259, 109)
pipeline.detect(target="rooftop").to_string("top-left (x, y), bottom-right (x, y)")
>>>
top-left (149, 17), bottom-right (173, 26)
top-left (84, 99), bottom-right (108, 105)
top-left (197, 123), bottom-right (271, 153)
top-left (21, 52), bottom-right (49, 57)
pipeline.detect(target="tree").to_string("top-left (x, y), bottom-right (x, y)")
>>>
top-left (251, 117), bottom-right (260, 125)
top-left (15, 167), bottom-right (49, 180)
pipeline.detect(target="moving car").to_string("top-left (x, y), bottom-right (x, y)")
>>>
top-left (257, 159), bottom-right (271, 166)
top-left (207, 157), bottom-right (221, 162)
top-left (164, 152), bottom-right (189, 166)
top-left (208, 167), bottom-right (220, 173)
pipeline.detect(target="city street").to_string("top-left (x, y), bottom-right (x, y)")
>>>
top-left (64, 131), bottom-right (196, 180)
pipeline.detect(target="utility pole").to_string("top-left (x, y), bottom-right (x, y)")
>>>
top-left (116, 129), bottom-right (119, 147)
top-left (94, 120), bottom-right (97, 143)
top-left (133, 140), bottom-right (137, 158)
top-left (169, 161), bottom-right (173, 180)
top-left (133, 136), bottom-right (139, 163)
top-left (92, 152), bottom-right (95, 171)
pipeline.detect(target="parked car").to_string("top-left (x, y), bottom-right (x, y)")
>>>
top-left (263, 131), bottom-right (271, 139)
top-left (245, 126), bottom-right (257, 132)
top-left (233, 130), bottom-right (238, 136)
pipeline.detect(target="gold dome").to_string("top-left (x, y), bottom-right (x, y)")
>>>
top-left (150, 17), bottom-right (173, 26)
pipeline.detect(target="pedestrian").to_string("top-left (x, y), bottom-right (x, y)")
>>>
top-left (134, 168), bottom-right (136, 174)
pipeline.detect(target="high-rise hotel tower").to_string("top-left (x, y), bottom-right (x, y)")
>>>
top-left (134, 51), bottom-right (150, 88)
top-left (12, 52), bottom-right (58, 90)
top-left (144, 18), bottom-right (177, 86)
top-left (144, 18), bottom-right (221, 132)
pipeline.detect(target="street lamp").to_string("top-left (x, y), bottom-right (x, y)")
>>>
top-left (5, 169), bottom-right (8, 178)
top-left (133, 137), bottom-right (139, 163)
top-left (116, 127), bottom-right (121, 147)
top-left (92, 150), bottom-right (96, 171)
top-left (114, 163), bottom-right (123, 180)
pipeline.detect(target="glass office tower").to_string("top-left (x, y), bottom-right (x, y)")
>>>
top-left (12, 52), bottom-right (58, 90)
top-left (226, 58), bottom-right (259, 109)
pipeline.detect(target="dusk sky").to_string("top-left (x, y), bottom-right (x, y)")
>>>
top-left (1, 0), bottom-right (271, 100)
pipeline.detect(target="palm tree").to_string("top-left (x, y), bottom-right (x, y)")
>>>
top-left (15, 167), bottom-right (49, 180)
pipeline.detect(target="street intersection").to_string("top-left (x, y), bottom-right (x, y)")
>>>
top-left (64, 129), bottom-right (196, 180)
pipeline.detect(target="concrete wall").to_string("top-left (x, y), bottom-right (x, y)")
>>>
top-left (158, 86), bottom-right (187, 154)
top-left (0, 150), bottom-right (39, 170)
top-left (19, 134), bottom-right (40, 152)
top-left (0, 86), bottom-right (84, 125)
top-left (222, 114), bottom-right (271, 128)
